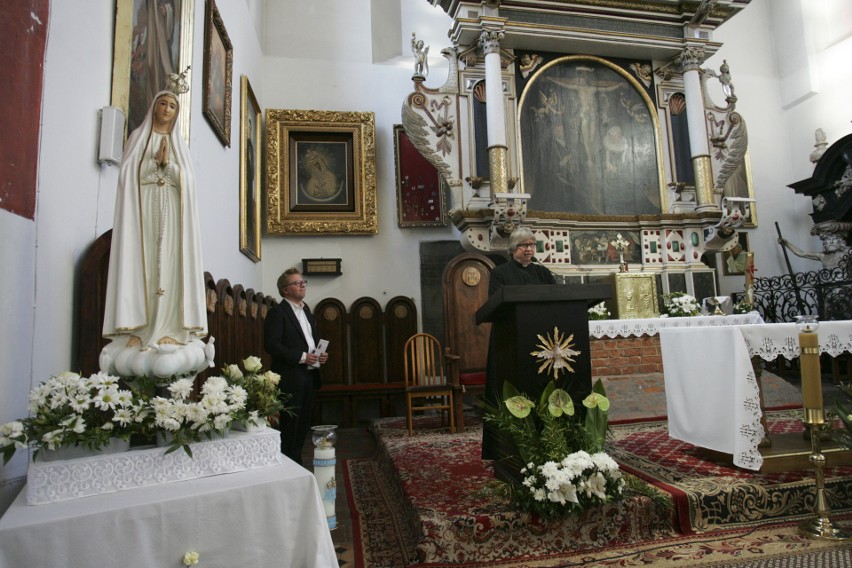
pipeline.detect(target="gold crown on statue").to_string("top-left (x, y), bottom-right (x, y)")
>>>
top-left (166, 66), bottom-right (191, 95)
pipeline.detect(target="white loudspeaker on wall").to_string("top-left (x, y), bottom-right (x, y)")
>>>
top-left (98, 106), bottom-right (126, 165)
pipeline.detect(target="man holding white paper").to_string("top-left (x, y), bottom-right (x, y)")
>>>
top-left (264, 268), bottom-right (329, 465)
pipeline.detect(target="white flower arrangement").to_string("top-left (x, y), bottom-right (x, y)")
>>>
top-left (0, 355), bottom-right (288, 463)
top-left (0, 371), bottom-right (143, 463)
top-left (588, 302), bottom-right (611, 321)
top-left (147, 375), bottom-right (247, 455)
top-left (484, 334), bottom-right (625, 517)
top-left (521, 450), bottom-right (625, 509)
top-left (661, 292), bottom-right (701, 317)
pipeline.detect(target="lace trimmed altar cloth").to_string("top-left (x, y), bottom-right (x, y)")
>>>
top-left (661, 320), bottom-right (852, 471)
top-left (26, 427), bottom-right (282, 505)
top-left (589, 312), bottom-right (764, 339)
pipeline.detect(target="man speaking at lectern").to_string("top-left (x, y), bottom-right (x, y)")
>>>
top-left (483, 227), bottom-right (556, 459)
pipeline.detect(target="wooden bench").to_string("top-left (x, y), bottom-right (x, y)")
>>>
top-left (315, 382), bottom-right (405, 427)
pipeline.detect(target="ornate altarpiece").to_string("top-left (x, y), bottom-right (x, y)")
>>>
top-left (403, 0), bottom-right (756, 299)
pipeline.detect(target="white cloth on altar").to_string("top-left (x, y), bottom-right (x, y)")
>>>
top-left (661, 326), bottom-right (765, 470)
top-left (589, 312), bottom-right (764, 339)
top-left (0, 461), bottom-right (339, 568)
top-left (738, 321), bottom-right (852, 361)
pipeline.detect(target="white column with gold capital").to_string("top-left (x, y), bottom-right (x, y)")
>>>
top-left (311, 425), bottom-right (338, 530)
top-left (677, 46), bottom-right (717, 213)
top-left (479, 27), bottom-right (509, 196)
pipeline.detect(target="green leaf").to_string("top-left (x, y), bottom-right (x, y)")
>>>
top-left (505, 396), bottom-right (535, 418)
top-left (547, 389), bottom-right (574, 417)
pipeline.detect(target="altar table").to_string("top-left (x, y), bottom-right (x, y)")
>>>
top-left (0, 461), bottom-right (339, 567)
top-left (661, 320), bottom-right (852, 471)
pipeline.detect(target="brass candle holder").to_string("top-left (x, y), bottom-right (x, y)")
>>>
top-left (796, 315), bottom-right (849, 541)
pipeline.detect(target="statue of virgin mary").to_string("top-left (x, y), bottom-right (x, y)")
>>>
top-left (100, 88), bottom-right (214, 379)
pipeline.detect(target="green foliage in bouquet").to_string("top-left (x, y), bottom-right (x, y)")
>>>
top-left (732, 300), bottom-right (755, 314)
top-left (483, 378), bottom-right (626, 517)
top-left (661, 292), bottom-right (701, 317)
top-left (0, 371), bottom-right (143, 464)
top-left (220, 356), bottom-right (291, 428)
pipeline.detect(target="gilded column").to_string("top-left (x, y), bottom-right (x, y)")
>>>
top-left (479, 27), bottom-right (508, 196)
top-left (677, 46), bottom-right (717, 212)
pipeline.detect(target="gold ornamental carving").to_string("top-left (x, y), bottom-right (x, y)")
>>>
top-left (606, 273), bottom-right (659, 319)
top-left (462, 267), bottom-right (482, 287)
top-left (692, 155), bottom-right (715, 210)
top-left (488, 145), bottom-right (509, 195)
top-left (393, 305), bottom-right (409, 319)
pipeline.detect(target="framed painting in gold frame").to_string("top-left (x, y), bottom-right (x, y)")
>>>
top-left (201, 0), bottom-right (233, 146)
top-left (393, 124), bottom-right (448, 228)
top-left (240, 75), bottom-right (261, 262)
top-left (265, 109), bottom-right (377, 235)
top-left (110, 0), bottom-right (194, 141)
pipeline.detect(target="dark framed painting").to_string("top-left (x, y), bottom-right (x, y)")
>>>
top-left (722, 232), bottom-right (749, 276)
top-left (393, 124), bottom-right (448, 228)
top-left (202, 0), bottom-right (232, 146)
top-left (266, 109), bottom-right (377, 235)
top-left (518, 55), bottom-right (664, 216)
top-left (111, 0), bottom-right (194, 141)
top-left (239, 75), bottom-right (261, 262)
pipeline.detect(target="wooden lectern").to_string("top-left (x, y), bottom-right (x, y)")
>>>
top-left (476, 284), bottom-right (611, 481)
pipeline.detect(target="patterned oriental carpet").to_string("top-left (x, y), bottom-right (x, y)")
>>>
top-left (608, 409), bottom-right (852, 534)
top-left (344, 413), bottom-right (852, 567)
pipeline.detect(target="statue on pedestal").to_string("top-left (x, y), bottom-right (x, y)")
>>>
top-left (101, 73), bottom-right (214, 379)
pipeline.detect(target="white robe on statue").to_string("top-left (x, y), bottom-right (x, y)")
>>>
top-left (101, 90), bottom-right (211, 378)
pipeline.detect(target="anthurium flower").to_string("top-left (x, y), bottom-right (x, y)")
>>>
top-left (582, 392), bottom-right (610, 412)
top-left (547, 389), bottom-right (574, 417)
top-left (505, 396), bottom-right (535, 418)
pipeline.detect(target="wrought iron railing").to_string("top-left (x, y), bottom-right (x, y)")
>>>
top-left (734, 254), bottom-right (851, 323)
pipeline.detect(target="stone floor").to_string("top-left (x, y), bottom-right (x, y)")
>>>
top-left (304, 363), bottom-right (849, 566)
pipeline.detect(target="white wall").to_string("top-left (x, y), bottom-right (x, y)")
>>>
top-left (710, 0), bottom-right (852, 294)
top-left (258, 0), bottom-right (456, 307)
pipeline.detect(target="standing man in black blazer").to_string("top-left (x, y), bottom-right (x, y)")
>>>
top-left (264, 268), bottom-right (328, 465)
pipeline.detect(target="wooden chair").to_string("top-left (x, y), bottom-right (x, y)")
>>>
top-left (403, 333), bottom-right (456, 436)
top-left (442, 253), bottom-right (495, 431)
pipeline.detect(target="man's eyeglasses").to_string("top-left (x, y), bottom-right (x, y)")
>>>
top-left (517, 242), bottom-right (537, 249)
top-left (286, 279), bottom-right (308, 287)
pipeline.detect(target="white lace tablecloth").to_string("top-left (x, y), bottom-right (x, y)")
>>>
top-left (661, 326), bottom-right (765, 471)
top-left (589, 312), bottom-right (764, 339)
top-left (738, 321), bottom-right (852, 361)
top-left (0, 460), bottom-right (339, 568)
top-left (661, 319), bottom-right (852, 471)
top-left (26, 427), bottom-right (282, 505)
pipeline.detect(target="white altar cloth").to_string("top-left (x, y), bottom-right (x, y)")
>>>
top-left (661, 320), bottom-right (852, 471)
top-left (661, 326), bottom-right (765, 471)
top-left (0, 460), bottom-right (339, 568)
top-left (589, 312), bottom-right (764, 339)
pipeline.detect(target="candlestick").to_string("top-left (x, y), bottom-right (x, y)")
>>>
top-left (311, 425), bottom-right (339, 530)
top-left (796, 316), bottom-right (823, 425)
top-left (794, 316), bottom-right (849, 540)
top-left (799, 332), bottom-right (823, 421)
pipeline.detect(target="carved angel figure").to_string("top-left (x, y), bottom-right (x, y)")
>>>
top-left (412, 33), bottom-right (429, 78)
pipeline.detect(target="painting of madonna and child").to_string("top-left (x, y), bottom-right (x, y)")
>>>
top-left (519, 57), bottom-right (663, 217)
